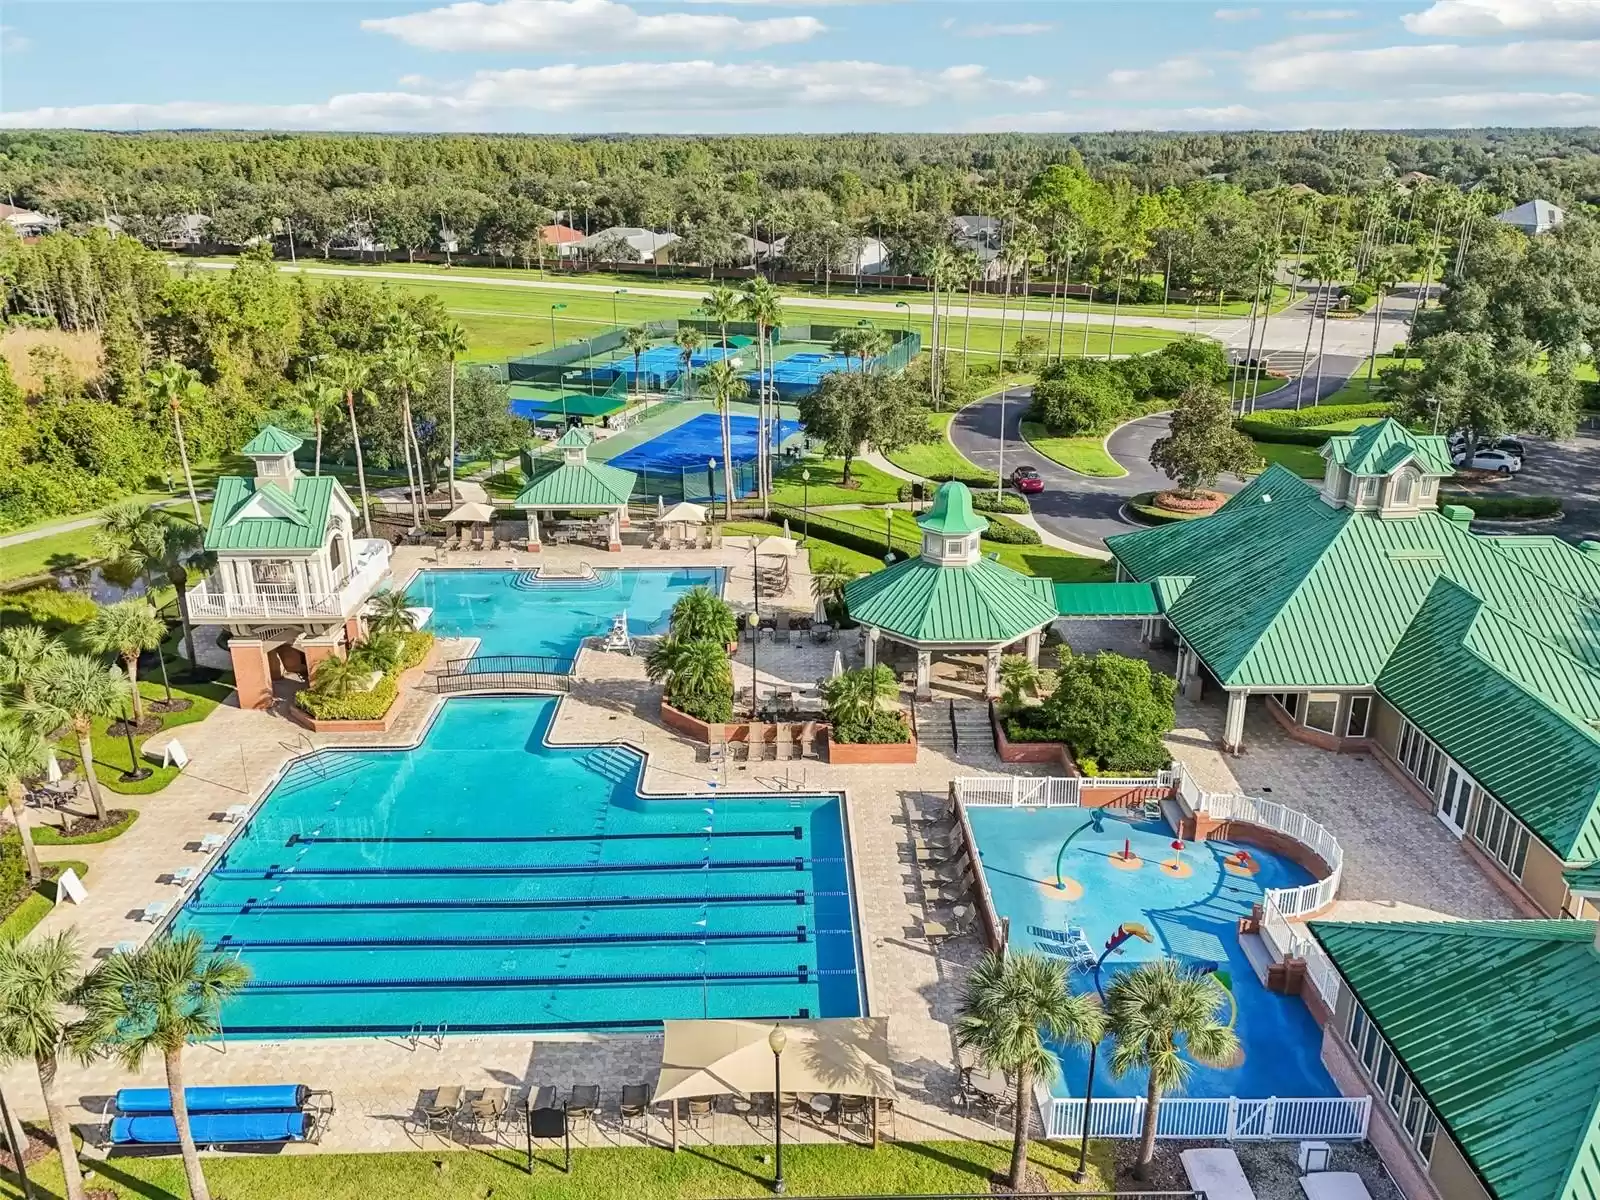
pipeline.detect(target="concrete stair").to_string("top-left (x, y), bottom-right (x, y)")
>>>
top-left (951, 700), bottom-right (993, 758)
top-left (915, 701), bottom-right (956, 754)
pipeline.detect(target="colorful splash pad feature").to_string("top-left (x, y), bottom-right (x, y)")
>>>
top-left (1162, 838), bottom-right (1194, 879)
top-left (1224, 848), bottom-right (1261, 877)
top-left (1040, 876), bottom-right (1085, 902)
top-left (1109, 837), bottom-right (1143, 871)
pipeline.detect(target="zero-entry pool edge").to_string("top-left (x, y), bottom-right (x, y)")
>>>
top-left (170, 692), bottom-right (870, 1040)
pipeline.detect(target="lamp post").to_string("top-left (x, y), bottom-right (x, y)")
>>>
top-left (885, 507), bottom-right (894, 559)
top-left (613, 288), bottom-right (627, 328)
top-left (119, 695), bottom-right (152, 783)
top-left (549, 302), bottom-right (567, 349)
top-left (894, 300), bottom-right (910, 333)
top-left (748, 609), bottom-right (761, 719)
top-left (708, 457), bottom-right (718, 509)
top-left (801, 468), bottom-right (810, 541)
top-left (769, 1024), bottom-right (787, 1194)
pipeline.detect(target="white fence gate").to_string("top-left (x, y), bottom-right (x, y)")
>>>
top-left (1040, 1091), bottom-right (1371, 1142)
top-left (956, 776), bottom-right (1082, 807)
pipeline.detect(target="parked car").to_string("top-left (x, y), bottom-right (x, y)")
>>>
top-left (1450, 432), bottom-right (1528, 459)
top-left (1453, 448), bottom-right (1522, 474)
top-left (1010, 465), bottom-right (1044, 494)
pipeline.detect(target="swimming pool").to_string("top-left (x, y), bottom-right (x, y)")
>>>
top-left (405, 567), bottom-right (722, 669)
top-left (174, 696), bottom-right (863, 1037)
top-left (965, 806), bottom-right (1337, 1100)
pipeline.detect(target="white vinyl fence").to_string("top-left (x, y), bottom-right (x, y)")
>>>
top-left (954, 770), bottom-right (1174, 809)
top-left (1038, 1088), bottom-right (1371, 1142)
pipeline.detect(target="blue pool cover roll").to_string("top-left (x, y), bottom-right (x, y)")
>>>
top-left (111, 1111), bottom-right (309, 1145)
top-left (115, 1084), bottom-right (307, 1114)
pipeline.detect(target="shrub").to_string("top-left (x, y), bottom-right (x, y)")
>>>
top-left (1236, 403), bottom-right (1395, 446)
top-left (977, 514), bottom-right (1042, 545)
top-left (395, 630), bottom-right (435, 671)
top-left (1439, 492), bottom-right (1562, 520)
top-left (1145, 337), bottom-right (1231, 396)
top-left (1037, 648), bottom-right (1176, 773)
top-left (674, 687), bottom-right (733, 724)
top-left (295, 673), bottom-right (400, 720)
top-left (1343, 282), bottom-right (1374, 307)
top-left (0, 585), bottom-right (100, 632)
top-left (832, 709), bottom-right (911, 745)
top-left (1030, 360), bottom-right (1133, 434)
top-left (970, 490), bottom-right (1029, 514)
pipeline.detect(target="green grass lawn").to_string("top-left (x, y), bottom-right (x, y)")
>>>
top-left (57, 675), bottom-right (232, 796)
top-left (723, 520), bottom-right (884, 576)
top-left (1253, 442), bottom-right (1327, 479)
top-left (1019, 421), bottom-right (1126, 478)
top-left (816, 508), bottom-right (1110, 584)
top-left (9, 1135), bottom-right (1110, 1200)
top-left (1320, 355), bottom-right (1413, 407)
top-left (769, 458), bottom-right (904, 508)
top-left (0, 860), bottom-right (89, 942)
top-left (884, 412), bottom-right (997, 485)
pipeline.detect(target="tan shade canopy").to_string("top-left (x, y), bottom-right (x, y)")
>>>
top-left (756, 535), bottom-right (798, 557)
top-left (654, 1017), bottom-right (894, 1104)
top-left (443, 501), bottom-right (496, 524)
top-left (660, 501), bottom-right (709, 525)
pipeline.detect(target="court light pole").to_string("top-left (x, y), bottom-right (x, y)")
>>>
top-left (801, 468), bottom-right (810, 542)
top-left (613, 288), bottom-right (627, 328)
top-left (894, 300), bottom-right (910, 334)
top-left (748, 609), bottom-right (761, 719)
top-left (769, 1024), bottom-right (787, 1194)
top-left (549, 302), bottom-right (567, 349)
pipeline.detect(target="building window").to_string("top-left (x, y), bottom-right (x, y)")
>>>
top-left (1272, 692), bottom-right (1303, 720)
top-left (1420, 477), bottom-right (1437, 500)
top-left (1357, 477), bottom-right (1377, 504)
top-left (1304, 693), bottom-right (1340, 734)
top-left (1470, 792), bottom-right (1531, 879)
top-left (1390, 470), bottom-right (1416, 507)
top-left (1346, 695), bottom-right (1371, 738)
top-left (944, 538), bottom-right (964, 557)
top-left (1396, 719), bottom-right (1444, 794)
top-left (1332, 467), bottom-right (1349, 501)
top-left (1346, 1000), bottom-right (1439, 1163)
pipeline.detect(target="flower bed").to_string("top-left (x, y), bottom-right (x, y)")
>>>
top-left (290, 631), bottom-right (435, 733)
top-left (1154, 489), bottom-right (1226, 514)
top-left (825, 734), bottom-right (918, 764)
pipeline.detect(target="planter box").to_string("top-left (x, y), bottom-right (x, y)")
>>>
top-left (287, 645), bottom-right (438, 734)
top-left (826, 735), bottom-right (918, 764)
top-left (661, 700), bottom-right (828, 751)
top-left (992, 704), bottom-right (1073, 770)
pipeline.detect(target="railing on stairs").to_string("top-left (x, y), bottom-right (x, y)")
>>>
top-left (435, 654), bottom-right (572, 695)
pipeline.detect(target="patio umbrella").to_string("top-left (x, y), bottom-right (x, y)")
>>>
top-left (45, 752), bottom-right (62, 783)
top-left (756, 535), bottom-right (797, 557)
top-left (783, 518), bottom-right (791, 540)
top-left (813, 596), bottom-right (828, 624)
top-left (660, 501), bottom-right (708, 525)
top-left (831, 649), bottom-right (844, 679)
top-left (657, 495), bottom-right (665, 518)
top-left (442, 501), bottom-right (496, 525)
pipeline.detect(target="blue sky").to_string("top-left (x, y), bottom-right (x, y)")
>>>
top-left (2, 0), bottom-right (1598, 132)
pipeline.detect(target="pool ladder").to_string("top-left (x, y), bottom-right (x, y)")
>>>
top-left (406, 1021), bottom-right (448, 1051)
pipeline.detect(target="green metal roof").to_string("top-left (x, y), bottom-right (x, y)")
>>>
top-left (511, 392), bottom-right (626, 418)
top-left (1564, 862), bottom-right (1600, 893)
top-left (1323, 418), bottom-right (1453, 476)
top-left (1054, 581), bottom-right (1160, 618)
top-left (204, 474), bottom-right (345, 552)
top-left (514, 460), bottom-right (636, 508)
top-left (1309, 919), bottom-right (1600, 1200)
top-left (554, 426), bottom-right (597, 449)
top-left (1376, 579), bottom-right (1600, 860)
top-left (239, 425), bottom-right (305, 456)
top-left (843, 554), bottom-right (1057, 644)
top-left (917, 481), bottom-right (989, 536)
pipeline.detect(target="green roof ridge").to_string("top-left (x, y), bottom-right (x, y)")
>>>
top-left (554, 426), bottom-right (595, 449)
top-left (240, 425), bottom-right (304, 455)
top-left (917, 481), bottom-right (989, 536)
top-left (1324, 418), bottom-right (1453, 477)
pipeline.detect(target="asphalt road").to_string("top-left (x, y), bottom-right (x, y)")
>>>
top-left (948, 353), bottom-right (1364, 549)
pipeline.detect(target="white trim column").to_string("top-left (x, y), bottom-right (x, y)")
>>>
top-left (864, 627), bottom-right (880, 669)
top-left (1177, 641), bottom-right (1203, 701)
top-left (526, 510), bottom-right (541, 551)
top-left (984, 647), bottom-right (1001, 699)
top-left (915, 650), bottom-right (932, 701)
top-left (1223, 690), bottom-right (1247, 755)
top-left (1025, 629), bottom-right (1041, 667)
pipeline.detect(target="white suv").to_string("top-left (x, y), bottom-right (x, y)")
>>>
top-left (1452, 448), bottom-right (1522, 475)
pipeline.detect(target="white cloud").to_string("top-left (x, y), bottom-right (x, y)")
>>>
top-left (968, 90), bottom-right (1600, 132)
top-left (1290, 8), bottom-right (1361, 18)
top-left (1100, 57), bottom-right (1215, 96)
top-left (1257, 32), bottom-right (1355, 52)
top-left (1244, 36), bottom-right (1600, 90)
top-left (1213, 7), bottom-right (1262, 18)
top-left (958, 22), bottom-right (1057, 37)
top-left (1403, 0), bottom-right (1600, 36)
top-left (362, 0), bottom-right (825, 52)
top-left (0, 60), bottom-right (1045, 130)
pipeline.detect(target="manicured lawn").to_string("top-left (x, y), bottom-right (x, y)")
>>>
top-left (884, 412), bottom-right (997, 485)
top-left (769, 458), bottom-right (904, 508)
top-left (10, 1136), bottom-right (1110, 1200)
top-left (1252, 442), bottom-right (1326, 479)
top-left (1320, 355), bottom-right (1413, 407)
top-left (723, 521), bottom-right (884, 576)
top-left (0, 860), bottom-right (89, 942)
top-left (1020, 421), bottom-right (1125, 478)
top-left (1, 500), bottom-right (217, 584)
top-left (817, 508), bottom-right (1108, 583)
top-left (57, 676), bottom-right (232, 796)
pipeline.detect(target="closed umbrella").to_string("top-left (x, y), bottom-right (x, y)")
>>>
top-left (783, 519), bottom-right (791, 540)
top-left (813, 596), bottom-right (828, 624)
top-left (46, 752), bottom-right (62, 783)
top-left (831, 649), bottom-right (844, 679)
top-left (657, 495), bottom-right (665, 518)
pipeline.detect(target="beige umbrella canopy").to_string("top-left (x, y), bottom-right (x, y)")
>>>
top-left (660, 501), bottom-right (709, 525)
top-left (756, 535), bottom-right (798, 557)
top-left (442, 501), bottom-right (496, 525)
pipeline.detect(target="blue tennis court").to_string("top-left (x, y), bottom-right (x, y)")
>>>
top-left (604, 344), bottom-right (746, 389)
top-left (607, 412), bottom-right (803, 501)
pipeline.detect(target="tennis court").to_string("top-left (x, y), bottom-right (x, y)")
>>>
top-left (607, 412), bottom-right (803, 501)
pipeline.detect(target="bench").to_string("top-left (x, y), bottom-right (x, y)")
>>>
top-left (107, 1084), bottom-right (333, 1151)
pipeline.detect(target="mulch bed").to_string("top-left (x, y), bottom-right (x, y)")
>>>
top-left (0, 1123), bottom-right (55, 1172)
top-left (1154, 489), bottom-right (1226, 514)
top-left (50, 808), bottom-right (133, 839)
top-left (106, 714), bottom-right (164, 738)
top-left (147, 697), bottom-right (193, 716)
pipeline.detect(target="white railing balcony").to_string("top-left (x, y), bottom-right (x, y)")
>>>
top-left (189, 539), bottom-right (391, 622)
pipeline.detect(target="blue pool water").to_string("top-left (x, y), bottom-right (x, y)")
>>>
top-left (174, 697), bottom-right (862, 1037)
top-left (608, 413), bottom-right (802, 475)
top-left (965, 806), bottom-right (1337, 1100)
top-left (405, 567), bottom-right (722, 669)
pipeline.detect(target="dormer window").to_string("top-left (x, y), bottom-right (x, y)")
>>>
top-left (945, 538), bottom-right (967, 558)
top-left (1391, 469), bottom-right (1416, 507)
top-left (1357, 477), bottom-right (1377, 504)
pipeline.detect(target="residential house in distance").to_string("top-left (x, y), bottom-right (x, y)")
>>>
top-left (575, 226), bottom-right (680, 264)
top-left (0, 203), bottom-right (60, 237)
top-left (765, 234), bottom-right (889, 276)
top-left (1308, 918), bottom-right (1600, 1200)
top-left (190, 426), bottom-right (393, 709)
top-left (539, 223), bottom-right (584, 257)
top-left (1106, 419), bottom-right (1600, 922)
top-left (950, 213), bottom-right (1003, 278)
top-left (1492, 198), bottom-right (1566, 236)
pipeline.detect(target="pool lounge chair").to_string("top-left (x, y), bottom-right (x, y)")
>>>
top-left (619, 1084), bottom-right (649, 1131)
top-left (468, 1087), bottom-right (508, 1133)
top-left (420, 1085), bottom-right (464, 1135)
top-left (140, 900), bottom-right (172, 923)
top-left (567, 1085), bottom-right (600, 1136)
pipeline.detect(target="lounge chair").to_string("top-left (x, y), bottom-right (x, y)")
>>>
top-left (198, 833), bottom-right (226, 854)
top-left (167, 866), bottom-right (198, 887)
top-left (468, 1086), bottom-right (508, 1133)
top-left (420, 1085), bottom-right (463, 1135)
top-left (222, 804), bottom-right (249, 823)
top-left (619, 1084), bottom-right (649, 1131)
top-left (937, 875), bottom-right (973, 904)
top-left (140, 900), bottom-right (172, 923)
top-left (567, 1085), bottom-right (599, 1136)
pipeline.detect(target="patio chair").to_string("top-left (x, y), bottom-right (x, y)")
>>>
top-left (837, 1094), bottom-right (871, 1133)
top-left (467, 1087), bottom-right (508, 1133)
top-left (707, 740), bottom-right (726, 765)
top-left (567, 1085), bottom-right (600, 1138)
top-left (685, 1096), bottom-right (715, 1130)
top-left (938, 876), bottom-right (972, 905)
top-left (619, 1084), bottom-right (649, 1131)
top-left (419, 1085), bottom-right (463, 1136)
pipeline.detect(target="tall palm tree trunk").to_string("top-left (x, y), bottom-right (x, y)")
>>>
top-left (1296, 278), bottom-right (1320, 410)
top-left (172, 573), bottom-right (198, 670)
top-left (7, 786), bottom-right (41, 884)
top-left (1107, 265), bottom-right (1125, 360)
top-left (399, 394), bottom-right (423, 530)
top-left (1008, 1059), bottom-right (1034, 1189)
top-left (1313, 296), bottom-right (1332, 407)
top-left (75, 725), bottom-right (106, 821)
top-left (346, 392), bottom-right (373, 538)
top-left (165, 1046), bottom-right (212, 1200)
top-left (447, 356), bottom-right (459, 500)
top-left (963, 282), bottom-right (973, 367)
top-left (313, 416), bottom-right (323, 477)
top-left (997, 276), bottom-right (1010, 375)
top-left (171, 407), bottom-right (203, 527)
top-left (37, 1054), bottom-right (85, 1200)
top-left (1135, 1071), bottom-right (1162, 1180)
top-left (123, 652), bottom-right (144, 723)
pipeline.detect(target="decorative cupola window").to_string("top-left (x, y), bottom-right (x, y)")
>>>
top-left (1319, 419), bottom-right (1454, 516)
top-left (554, 425), bottom-right (595, 466)
top-left (916, 481), bottom-right (989, 567)
top-left (240, 425), bottom-right (304, 488)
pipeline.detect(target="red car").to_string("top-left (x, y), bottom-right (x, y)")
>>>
top-left (1011, 465), bottom-right (1044, 494)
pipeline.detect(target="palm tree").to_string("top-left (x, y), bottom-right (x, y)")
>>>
top-left (820, 664), bottom-right (897, 729)
top-left (622, 325), bottom-right (653, 401)
top-left (24, 655), bottom-right (133, 821)
top-left (310, 652), bottom-right (366, 700)
top-left (698, 359), bottom-right (750, 520)
top-left (71, 932), bottom-right (250, 1200)
top-left (431, 320), bottom-right (470, 499)
top-left (669, 586), bottom-right (737, 645)
top-left (85, 600), bottom-right (165, 724)
top-left (377, 338), bottom-right (432, 530)
top-left (144, 361), bottom-right (206, 527)
top-left (1106, 958), bottom-right (1242, 1181)
top-left (739, 280), bottom-right (784, 500)
top-left (327, 352), bottom-right (376, 537)
top-left (0, 932), bottom-right (89, 1200)
top-left (956, 950), bottom-right (1105, 1191)
top-left (673, 326), bottom-right (705, 399)
top-left (0, 626), bottom-right (66, 704)
top-left (644, 635), bottom-right (733, 709)
top-left (97, 504), bottom-right (213, 672)
top-left (997, 654), bottom-right (1041, 714)
top-left (0, 721), bottom-right (48, 884)
top-left (292, 374), bottom-right (343, 476)
top-left (701, 285), bottom-right (742, 354)
top-left (366, 588), bottom-right (416, 637)
top-left (350, 634), bottom-right (402, 675)
top-left (809, 556), bottom-right (856, 605)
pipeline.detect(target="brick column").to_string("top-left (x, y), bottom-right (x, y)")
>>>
top-left (230, 639), bottom-right (273, 711)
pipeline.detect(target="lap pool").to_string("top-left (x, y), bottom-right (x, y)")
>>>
top-left (965, 806), bottom-right (1336, 1100)
top-left (174, 696), bottom-right (863, 1037)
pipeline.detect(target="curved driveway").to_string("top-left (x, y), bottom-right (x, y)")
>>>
top-left (949, 352), bottom-right (1362, 549)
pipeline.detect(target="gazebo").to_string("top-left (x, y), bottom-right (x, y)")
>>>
top-left (842, 481), bottom-right (1058, 700)
top-left (513, 427), bottom-right (637, 552)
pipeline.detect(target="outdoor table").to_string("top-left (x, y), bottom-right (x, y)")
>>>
top-left (968, 1067), bottom-right (1006, 1097)
top-left (808, 1094), bottom-right (833, 1122)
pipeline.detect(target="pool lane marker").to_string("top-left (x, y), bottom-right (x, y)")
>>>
top-left (283, 827), bottom-right (803, 846)
top-left (214, 856), bottom-right (836, 879)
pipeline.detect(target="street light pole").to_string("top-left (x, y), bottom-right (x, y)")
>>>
top-left (549, 302), bottom-right (567, 350)
top-left (748, 609), bottom-right (760, 719)
top-left (802, 468), bottom-right (810, 542)
top-left (769, 1024), bottom-right (787, 1194)
top-left (613, 288), bottom-right (627, 328)
top-left (895, 300), bottom-right (910, 334)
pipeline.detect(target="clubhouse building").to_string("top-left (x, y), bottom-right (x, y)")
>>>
top-left (1106, 420), bottom-right (1600, 922)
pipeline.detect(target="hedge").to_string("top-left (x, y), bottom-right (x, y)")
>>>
top-left (979, 514), bottom-right (1042, 545)
top-left (899, 482), bottom-right (1028, 513)
top-left (1439, 492), bottom-right (1562, 521)
top-left (296, 672), bottom-right (400, 720)
top-left (771, 504), bottom-right (920, 561)
top-left (0, 585), bottom-right (101, 632)
top-left (1236, 402), bottom-right (1394, 446)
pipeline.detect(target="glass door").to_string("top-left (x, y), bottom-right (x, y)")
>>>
top-left (1436, 765), bottom-right (1471, 836)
